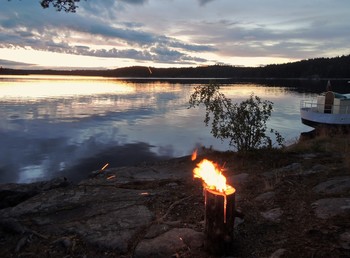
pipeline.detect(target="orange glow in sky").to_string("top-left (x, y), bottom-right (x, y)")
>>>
top-left (0, 1), bottom-right (348, 69)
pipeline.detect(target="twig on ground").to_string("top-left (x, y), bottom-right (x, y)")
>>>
top-left (157, 195), bottom-right (193, 222)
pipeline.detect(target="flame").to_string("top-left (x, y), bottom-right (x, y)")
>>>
top-left (193, 157), bottom-right (236, 224)
top-left (193, 159), bottom-right (229, 193)
top-left (191, 149), bottom-right (197, 161)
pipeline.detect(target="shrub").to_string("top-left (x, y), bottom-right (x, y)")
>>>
top-left (188, 83), bottom-right (284, 152)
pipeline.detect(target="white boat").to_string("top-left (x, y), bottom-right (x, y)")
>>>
top-left (300, 88), bottom-right (350, 128)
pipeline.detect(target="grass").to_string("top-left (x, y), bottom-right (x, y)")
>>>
top-left (287, 127), bottom-right (350, 170)
top-left (250, 128), bottom-right (350, 191)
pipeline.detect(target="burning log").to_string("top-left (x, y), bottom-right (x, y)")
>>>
top-left (204, 187), bottom-right (236, 254)
top-left (193, 158), bottom-right (241, 255)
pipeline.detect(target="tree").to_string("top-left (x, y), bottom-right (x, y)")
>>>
top-left (40, 0), bottom-right (83, 12)
top-left (188, 83), bottom-right (284, 152)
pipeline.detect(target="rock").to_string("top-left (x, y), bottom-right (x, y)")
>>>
top-left (303, 164), bottom-right (328, 175)
top-left (312, 198), bottom-right (350, 219)
top-left (339, 231), bottom-right (350, 250)
top-left (134, 228), bottom-right (204, 258)
top-left (52, 237), bottom-right (73, 249)
top-left (234, 217), bottom-right (244, 228)
top-left (0, 159), bottom-right (200, 256)
top-left (0, 189), bottom-right (38, 209)
top-left (269, 248), bottom-right (287, 258)
top-left (263, 163), bottom-right (302, 179)
top-left (15, 236), bottom-right (29, 253)
top-left (0, 218), bottom-right (28, 234)
top-left (0, 185), bottom-right (155, 254)
top-left (85, 162), bottom-right (193, 186)
top-left (299, 153), bottom-right (318, 159)
top-left (0, 152), bottom-right (348, 257)
top-left (81, 205), bottom-right (153, 253)
top-left (166, 182), bottom-right (179, 188)
top-left (313, 176), bottom-right (350, 194)
top-left (263, 162), bottom-right (328, 179)
top-left (261, 208), bottom-right (283, 223)
top-left (144, 224), bottom-right (170, 239)
top-left (38, 176), bottom-right (71, 191)
top-left (255, 191), bottom-right (275, 202)
top-left (282, 163), bottom-right (302, 172)
top-left (0, 177), bottom-right (71, 209)
top-left (227, 173), bottom-right (249, 188)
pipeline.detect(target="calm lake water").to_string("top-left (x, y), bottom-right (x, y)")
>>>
top-left (1, 75), bottom-right (344, 184)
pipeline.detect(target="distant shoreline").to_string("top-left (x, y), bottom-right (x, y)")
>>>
top-left (1, 55), bottom-right (350, 79)
top-left (1, 73), bottom-right (349, 81)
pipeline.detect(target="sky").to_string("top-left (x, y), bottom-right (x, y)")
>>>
top-left (0, 0), bottom-right (349, 70)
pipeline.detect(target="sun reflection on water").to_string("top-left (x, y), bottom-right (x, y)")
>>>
top-left (0, 75), bottom-right (135, 99)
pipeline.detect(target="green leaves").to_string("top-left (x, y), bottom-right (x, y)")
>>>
top-left (188, 83), bottom-right (284, 152)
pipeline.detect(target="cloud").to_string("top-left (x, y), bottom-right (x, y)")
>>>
top-left (0, 1), bottom-right (216, 65)
top-left (121, 0), bottom-right (149, 4)
top-left (51, 44), bottom-right (208, 65)
top-left (0, 59), bottom-right (37, 69)
top-left (1, 0), bottom-right (350, 67)
top-left (198, 0), bottom-right (216, 6)
top-left (78, 0), bottom-right (149, 19)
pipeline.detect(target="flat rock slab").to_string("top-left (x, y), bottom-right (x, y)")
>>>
top-left (0, 160), bottom-right (197, 255)
top-left (134, 228), bottom-right (204, 258)
top-left (0, 185), bottom-right (155, 254)
top-left (313, 176), bottom-right (350, 194)
top-left (85, 160), bottom-right (193, 186)
top-left (0, 177), bottom-right (70, 209)
top-left (81, 205), bottom-right (153, 252)
top-left (312, 198), bottom-right (350, 219)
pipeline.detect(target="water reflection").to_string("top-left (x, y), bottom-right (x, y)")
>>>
top-left (0, 75), bottom-right (322, 184)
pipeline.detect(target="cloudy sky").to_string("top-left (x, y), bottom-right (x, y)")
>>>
top-left (0, 0), bottom-right (349, 69)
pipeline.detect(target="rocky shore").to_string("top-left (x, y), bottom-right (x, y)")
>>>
top-left (1, 139), bottom-right (350, 257)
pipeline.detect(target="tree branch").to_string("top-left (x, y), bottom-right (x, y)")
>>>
top-left (40, 0), bottom-right (83, 12)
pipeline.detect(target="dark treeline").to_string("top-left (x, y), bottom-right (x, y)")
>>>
top-left (1, 55), bottom-right (350, 79)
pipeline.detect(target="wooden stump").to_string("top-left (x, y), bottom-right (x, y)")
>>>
top-left (204, 187), bottom-right (236, 255)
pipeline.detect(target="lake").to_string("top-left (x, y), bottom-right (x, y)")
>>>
top-left (0, 75), bottom-right (343, 184)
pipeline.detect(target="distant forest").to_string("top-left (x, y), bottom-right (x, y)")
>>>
top-left (1, 55), bottom-right (350, 79)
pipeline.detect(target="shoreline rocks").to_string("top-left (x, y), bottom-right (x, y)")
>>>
top-left (0, 151), bottom-right (349, 257)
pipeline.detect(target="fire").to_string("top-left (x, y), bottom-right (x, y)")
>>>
top-left (193, 158), bottom-right (234, 194)
top-left (191, 149), bottom-right (197, 161)
top-left (192, 151), bottom-right (236, 224)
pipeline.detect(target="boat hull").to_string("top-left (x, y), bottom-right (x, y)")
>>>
top-left (301, 107), bottom-right (350, 128)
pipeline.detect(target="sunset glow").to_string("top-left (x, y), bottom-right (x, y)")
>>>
top-left (0, 76), bottom-right (135, 99)
top-left (0, 1), bottom-right (349, 69)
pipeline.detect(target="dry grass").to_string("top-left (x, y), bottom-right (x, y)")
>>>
top-left (289, 127), bottom-right (350, 169)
